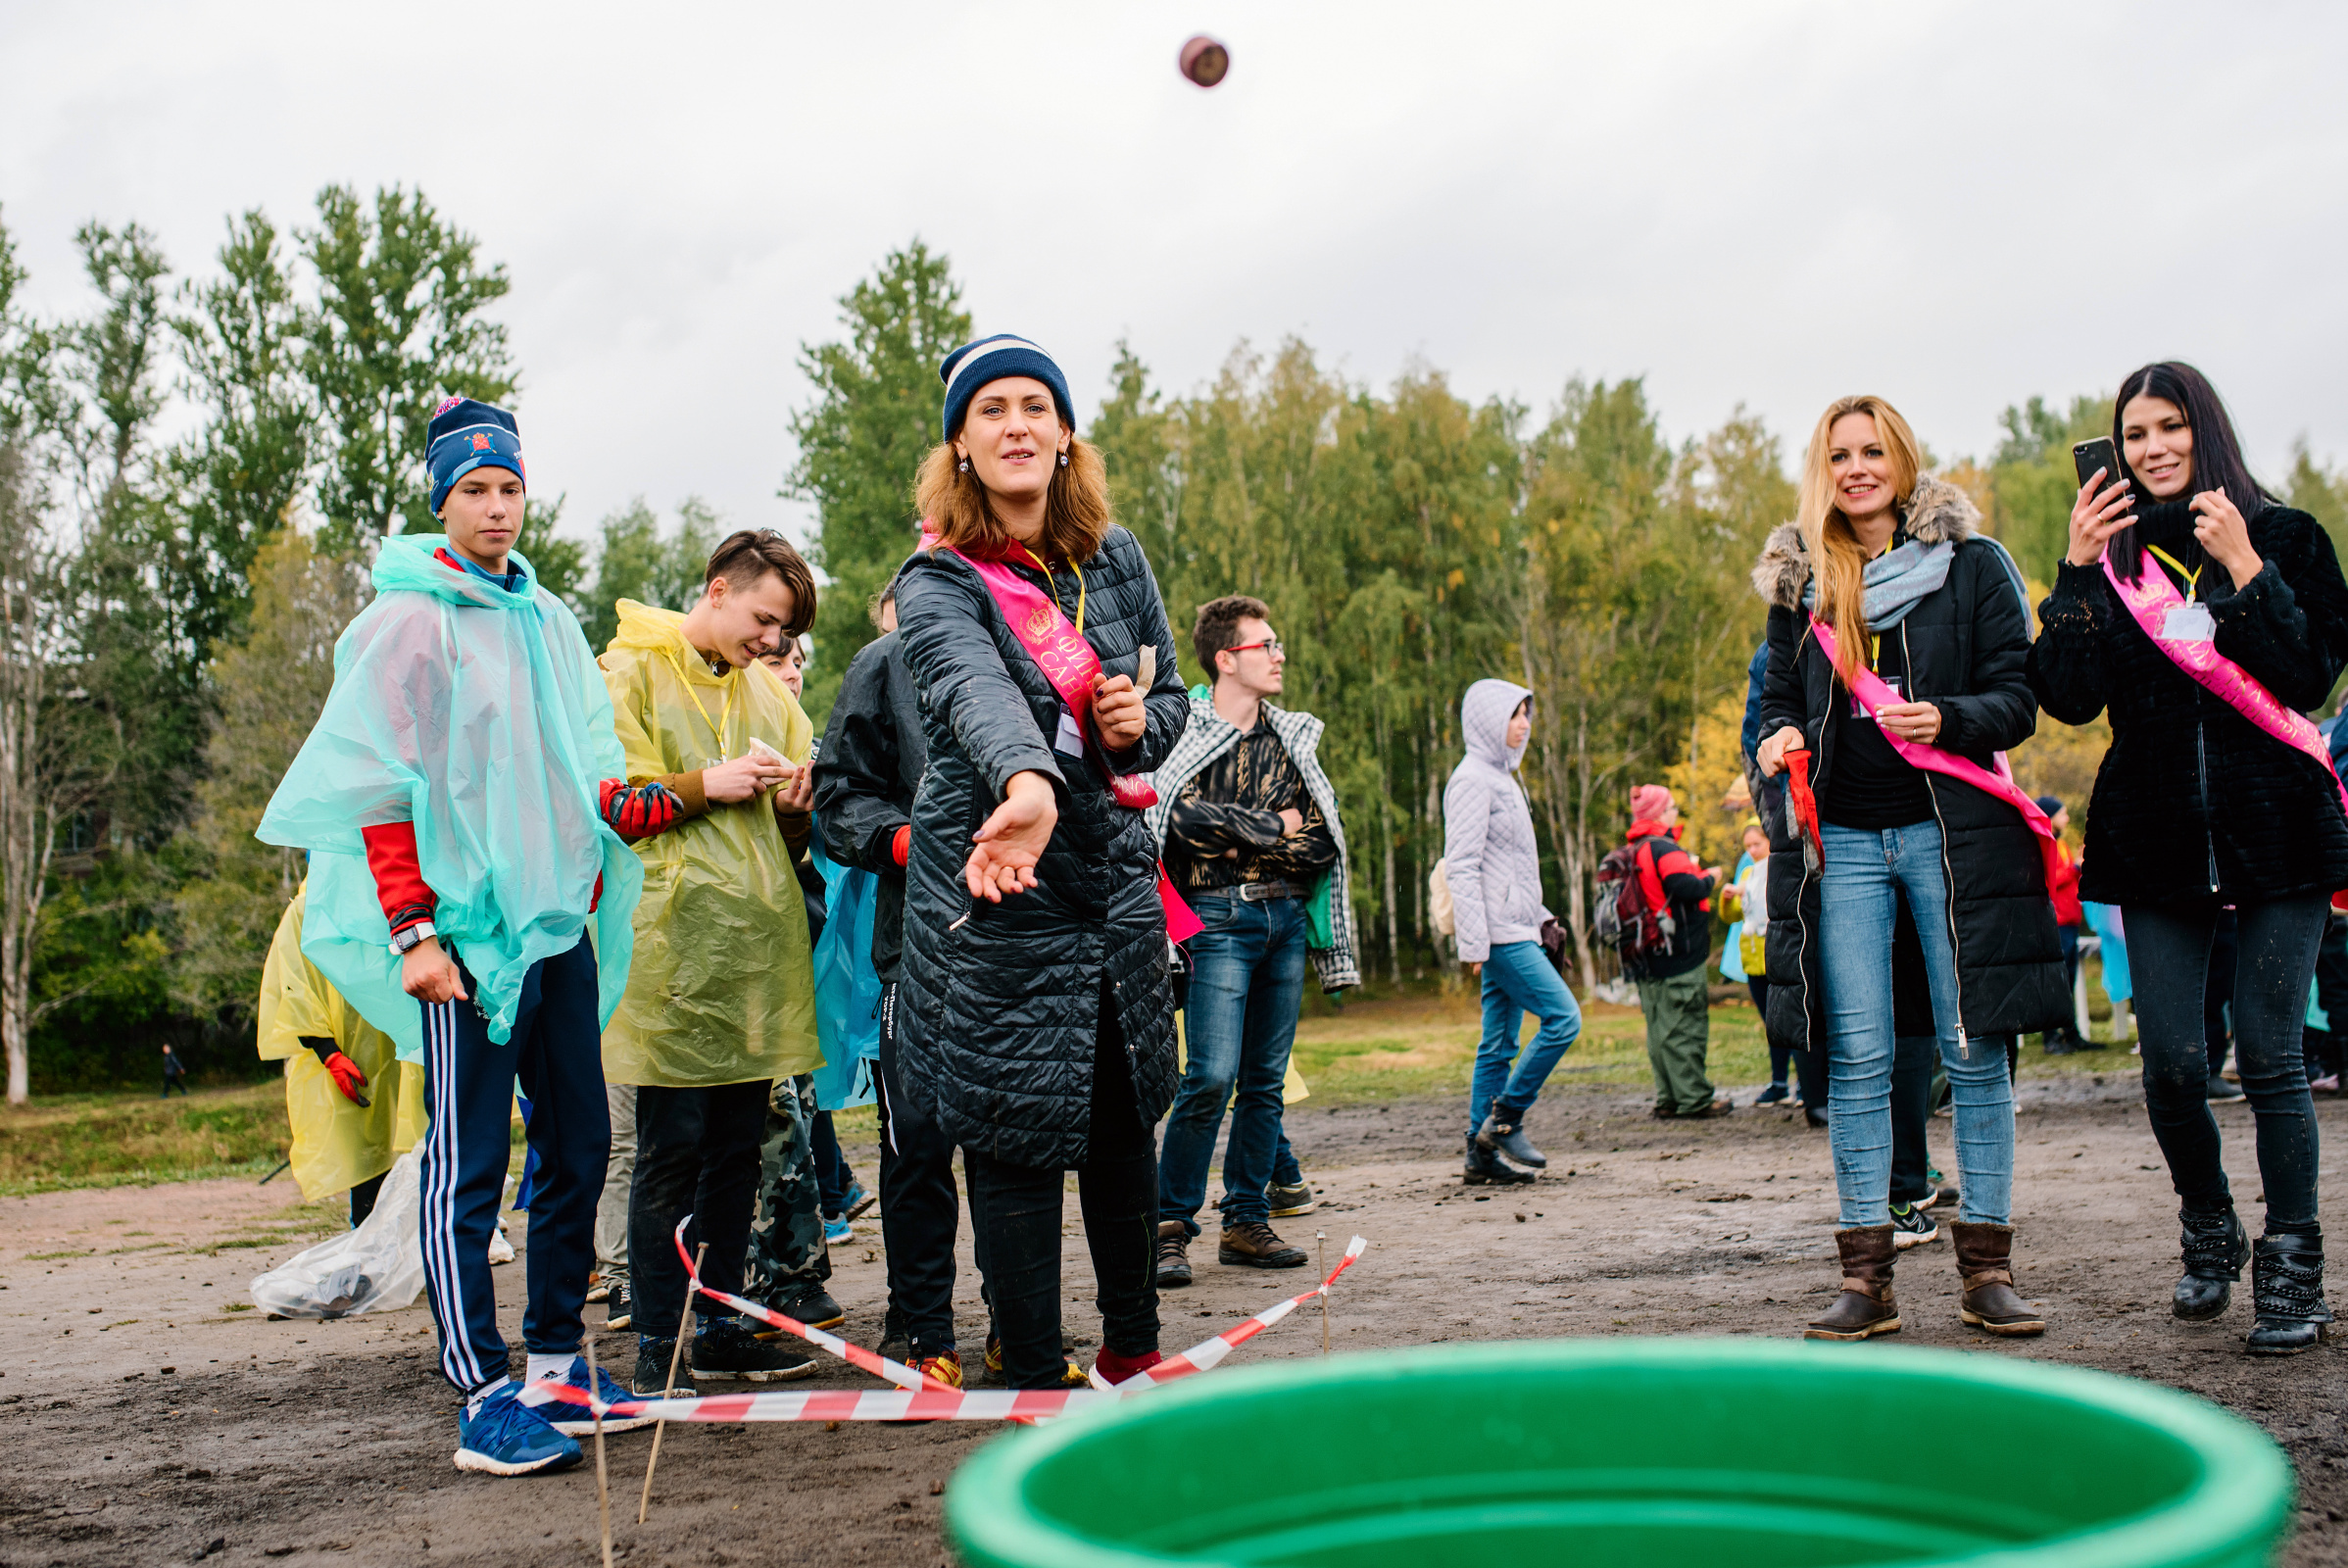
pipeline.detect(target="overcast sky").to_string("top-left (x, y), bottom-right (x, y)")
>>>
top-left (4, 1), bottom-right (2343, 549)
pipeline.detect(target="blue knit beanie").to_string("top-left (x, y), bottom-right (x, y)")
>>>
top-left (427, 397), bottom-right (526, 517)
top-left (938, 335), bottom-right (1074, 441)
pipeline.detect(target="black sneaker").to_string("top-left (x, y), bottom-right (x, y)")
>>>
top-left (1218, 1220), bottom-right (1309, 1269)
top-left (632, 1337), bottom-right (697, 1398)
top-left (2207, 1074), bottom-right (2246, 1103)
top-left (604, 1281), bottom-right (632, 1333)
top-left (1155, 1221), bottom-right (1194, 1288)
top-left (1752, 1083), bottom-right (1790, 1105)
top-left (754, 1281), bottom-right (844, 1335)
top-left (878, 1306), bottom-right (910, 1367)
top-left (1888, 1200), bottom-right (1940, 1250)
top-left (1266, 1181), bottom-right (1316, 1218)
top-left (694, 1316), bottom-right (816, 1382)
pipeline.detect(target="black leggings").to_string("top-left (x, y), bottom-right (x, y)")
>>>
top-left (2129, 896), bottom-right (2326, 1233)
top-left (964, 995), bottom-right (1159, 1389)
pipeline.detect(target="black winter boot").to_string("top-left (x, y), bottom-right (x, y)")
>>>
top-left (2245, 1232), bottom-right (2332, 1355)
top-left (1475, 1110), bottom-right (1547, 1168)
top-left (1463, 1137), bottom-right (1534, 1186)
top-left (2174, 1204), bottom-right (2247, 1322)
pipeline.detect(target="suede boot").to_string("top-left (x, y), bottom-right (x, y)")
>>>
top-left (1951, 1221), bottom-right (2045, 1337)
top-left (2175, 1203), bottom-right (2246, 1322)
top-left (2245, 1231), bottom-right (2332, 1355)
top-left (1804, 1226), bottom-right (1901, 1341)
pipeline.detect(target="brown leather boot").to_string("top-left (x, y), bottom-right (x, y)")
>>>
top-left (1952, 1221), bottom-right (2046, 1337)
top-left (1805, 1225), bottom-right (1902, 1340)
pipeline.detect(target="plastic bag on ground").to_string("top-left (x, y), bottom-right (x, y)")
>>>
top-left (251, 1148), bottom-right (424, 1319)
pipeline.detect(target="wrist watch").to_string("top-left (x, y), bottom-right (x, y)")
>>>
top-left (391, 921), bottom-right (438, 956)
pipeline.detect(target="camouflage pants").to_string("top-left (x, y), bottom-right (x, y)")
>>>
top-left (745, 1073), bottom-right (831, 1302)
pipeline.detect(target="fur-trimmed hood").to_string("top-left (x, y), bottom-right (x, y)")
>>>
top-left (1749, 474), bottom-right (1981, 611)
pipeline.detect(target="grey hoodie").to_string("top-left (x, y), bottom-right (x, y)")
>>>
top-left (1443, 678), bottom-right (1551, 963)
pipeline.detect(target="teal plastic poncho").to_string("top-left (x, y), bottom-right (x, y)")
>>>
top-left (257, 535), bottom-right (643, 1061)
top-left (807, 827), bottom-right (880, 1112)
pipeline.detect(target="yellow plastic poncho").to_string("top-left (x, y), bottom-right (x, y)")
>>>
top-left (599, 600), bottom-right (820, 1088)
top-left (258, 885), bottom-right (427, 1202)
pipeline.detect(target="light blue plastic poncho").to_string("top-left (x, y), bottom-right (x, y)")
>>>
top-left (807, 826), bottom-right (880, 1112)
top-left (257, 535), bottom-right (643, 1062)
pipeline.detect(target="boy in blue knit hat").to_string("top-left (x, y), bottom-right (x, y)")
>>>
top-left (262, 398), bottom-right (676, 1476)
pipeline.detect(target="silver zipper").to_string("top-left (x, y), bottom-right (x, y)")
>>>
top-left (1904, 621), bottom-right (1970, 1060)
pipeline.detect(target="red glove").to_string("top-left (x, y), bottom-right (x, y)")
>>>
top-left (305, 1038), bottom-right (371, 1107)
top-left (892, 824), bottom-right (911, 867)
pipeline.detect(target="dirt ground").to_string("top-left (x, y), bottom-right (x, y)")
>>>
top-left (8, 1074), bottom-right (2348, 1567)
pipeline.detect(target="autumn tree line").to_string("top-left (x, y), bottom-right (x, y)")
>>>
top-left (5, 213), bottom-right (2347, 1101)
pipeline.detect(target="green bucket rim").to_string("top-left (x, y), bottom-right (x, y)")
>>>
top-left (945, 1339), bottom-right (2293, 1568)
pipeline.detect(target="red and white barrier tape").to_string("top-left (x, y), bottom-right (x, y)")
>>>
top-left (520, 1227), bottom-right (1368, 1425)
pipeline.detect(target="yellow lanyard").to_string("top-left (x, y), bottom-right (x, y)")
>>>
top-left (2147, 544), bottom-right (2204, 602)
top-left (661, 649), bottom-right (738, 763)
top-left (1013, 542), bottom-right (1086, 633)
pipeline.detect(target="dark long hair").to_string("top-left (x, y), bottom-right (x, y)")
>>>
top-left (2108, 361), bottom-right (2275, 581)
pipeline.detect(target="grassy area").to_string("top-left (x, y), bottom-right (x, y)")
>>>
top-left (0, 1082), bottom-right (291, 1197)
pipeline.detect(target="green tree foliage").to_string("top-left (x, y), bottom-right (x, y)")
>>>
top-left (302, 184), bottom-right (515, 549)
top-left (1987, 394), bottom-right (2113, 581)
top-left (171, 528), bottom-right (370, 1033)
top-left (785, 240), bottom-right (971, 719)
top-left (569, 496), bottom-right (722, 656)
top-left (167, 210), bottom-right (312, 654)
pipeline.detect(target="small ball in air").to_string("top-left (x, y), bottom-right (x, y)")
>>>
top-left (1179, 35), bottom-right (1230, 88)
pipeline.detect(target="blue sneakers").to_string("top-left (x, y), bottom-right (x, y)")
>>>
top-left (823, 1215), bottom-right (855, 1245)
top-left (453, 1381), bottom-right (582, 1477)
top-left (540, 1353), bottom-right (655, 1437)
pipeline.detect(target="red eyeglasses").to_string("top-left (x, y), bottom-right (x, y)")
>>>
top-left (1226, 636), bottom-right (1284, 658)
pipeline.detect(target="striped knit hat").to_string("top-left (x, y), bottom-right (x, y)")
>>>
top-left (938, 334), bottom-right (1073, 441)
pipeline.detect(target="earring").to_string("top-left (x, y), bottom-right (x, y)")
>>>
top-left (1058, 452), bottom-right (1068, 466)
top-left (957, 458), bottom-right (969, 473)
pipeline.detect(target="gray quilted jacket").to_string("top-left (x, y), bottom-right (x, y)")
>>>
top-left (1442, 678), bottom-right (1551, 963)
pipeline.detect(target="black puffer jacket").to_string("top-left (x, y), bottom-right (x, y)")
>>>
top-left (2029, 504), bottom-right (2348, 906)
top-left (813, 631), bottom-right (927, 983)
top-left (894, 526), bottom-right (1189, 1168)
top-left (1753, 477), bottom-right (2071, 1053)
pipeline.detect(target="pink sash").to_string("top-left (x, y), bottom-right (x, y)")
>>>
top-left (1810, 615), bottom-right (2061, 893)
top-left (924, 530), bottom-right (1201, 943)
top-left (2102, 551), bottom-right (2348, 817)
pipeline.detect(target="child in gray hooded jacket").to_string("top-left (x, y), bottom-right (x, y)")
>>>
top-left (1443, 679), bottom-right (1581, 1183)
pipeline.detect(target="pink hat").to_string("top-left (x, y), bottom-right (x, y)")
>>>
top-left (1631, 784), bottom-right (1674, 823)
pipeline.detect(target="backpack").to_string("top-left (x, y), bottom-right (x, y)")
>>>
top-left (1593, 839), bottom-right (1676, 977)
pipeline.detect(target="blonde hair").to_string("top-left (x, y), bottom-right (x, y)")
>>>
top-left (1796, 395), bottom-right (1923, 687)
top-left (914, 437), bottom-right (1113, 564)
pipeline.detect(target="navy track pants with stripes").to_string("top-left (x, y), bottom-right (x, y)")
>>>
top-left (418, 937), bottom-right (608, 1396)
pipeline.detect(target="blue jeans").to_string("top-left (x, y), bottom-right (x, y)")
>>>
top-left (1159, 895), bottom-right (1311, 1236)
top-left (1818, 820), bottom-right (2012, 1227)
top-left (1468, 941), bottom-right (1582, 1137)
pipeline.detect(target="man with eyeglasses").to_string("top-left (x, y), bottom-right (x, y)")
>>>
top-left (1144, 597), bottom-right (1359, 1285)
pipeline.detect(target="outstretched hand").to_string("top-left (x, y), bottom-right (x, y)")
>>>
top-left (964, 771), bottom-right (1058, 902)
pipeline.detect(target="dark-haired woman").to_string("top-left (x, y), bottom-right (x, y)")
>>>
top-left (1756, 394), bottom-right (2068, 1343)
top-left (892, 335), bottom-right (1191, 1390)
top-left (2030, 362), bottom-right (2348, 1352)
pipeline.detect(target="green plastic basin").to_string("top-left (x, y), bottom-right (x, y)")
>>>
top-left (946, 1340), bottom-right (2292, 1568)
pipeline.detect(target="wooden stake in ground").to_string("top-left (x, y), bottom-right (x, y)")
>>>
top-left (1318, 1231), bottom-right (1330, 1356)
top-left (582, 1334), bottom-right (614, 1568)
top-left (637, 1242), bottom-right (708, 1525)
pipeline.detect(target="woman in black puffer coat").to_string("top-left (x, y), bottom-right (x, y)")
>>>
top-left (2030, 361), bottom-right (2348, 1354)
top-left (894, 334), bottom-right (1189, 1390)
top-left (1755, 394), bottom-right (2068, 1346)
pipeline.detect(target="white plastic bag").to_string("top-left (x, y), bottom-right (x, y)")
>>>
top-left (251, 1148), bottom-right (424, 1319)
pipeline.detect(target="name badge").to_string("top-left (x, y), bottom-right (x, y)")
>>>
top-left (1053, 706), bottom-right (1086, 758)
top-left (2162, 604), bottom-right (2216, 642)
top-left (1852, 675), bottom-right (1903, 721)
